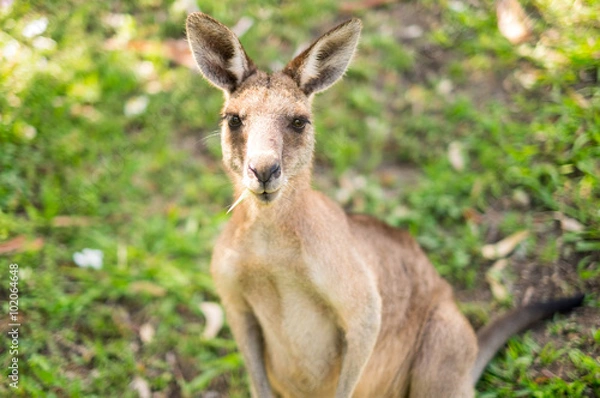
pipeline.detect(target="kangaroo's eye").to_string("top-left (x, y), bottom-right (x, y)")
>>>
top-left (291, 118), bottom-right (307, 131)
top-left (228, 115), bottom-right (242, 129)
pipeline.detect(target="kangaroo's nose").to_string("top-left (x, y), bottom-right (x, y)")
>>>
top-left (248, 162), bottom-right (281, 183)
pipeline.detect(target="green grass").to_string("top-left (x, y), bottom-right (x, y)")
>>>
top-left (1, 0), bottom-right (599, 396)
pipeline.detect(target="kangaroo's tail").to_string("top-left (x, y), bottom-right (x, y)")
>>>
top-left (471, 293), bottom-right (585, 385)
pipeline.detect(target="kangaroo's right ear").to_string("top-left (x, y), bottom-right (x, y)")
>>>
top-left (186, 13), bottom-right (256, 93)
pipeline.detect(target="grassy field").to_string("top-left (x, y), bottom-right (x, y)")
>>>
top-left (1, 0), bottom-right (599, 396)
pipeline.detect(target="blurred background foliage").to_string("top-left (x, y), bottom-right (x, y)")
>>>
top-left (0, 0), bottom-right (598, 396)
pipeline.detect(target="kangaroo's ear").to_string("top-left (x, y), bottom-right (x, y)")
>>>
top-left (186, 13), bottom-right (256, 93)
top-left (283, 19), bottom-right (361, 96)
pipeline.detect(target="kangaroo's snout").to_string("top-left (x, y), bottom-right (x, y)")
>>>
top-left (248, 162), bottom-right (281, 183)
top-left (244, 150), bottom-right (284, 201)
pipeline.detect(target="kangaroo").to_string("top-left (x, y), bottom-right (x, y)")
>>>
top-left (185, 13), bottom-right (584, 398)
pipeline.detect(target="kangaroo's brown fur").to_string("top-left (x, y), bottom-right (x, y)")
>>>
top-left (186, 13), bottom-right (583, 398)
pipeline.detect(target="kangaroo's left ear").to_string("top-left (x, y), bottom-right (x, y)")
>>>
top-left (283, 18), bottom-right (362, 96)
top-left (186, 12), bottom-right (256, 93)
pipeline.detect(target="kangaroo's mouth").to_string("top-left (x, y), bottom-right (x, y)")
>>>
top-left (253, 188), bottom-right (280, 203)
top-left (243, 174), bottom-right (284, 204)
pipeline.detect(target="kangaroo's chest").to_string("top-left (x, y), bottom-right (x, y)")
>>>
top-left (215, 232), bottom-right (342, 394)
top-left (243, 264), bottom-right (342, 394)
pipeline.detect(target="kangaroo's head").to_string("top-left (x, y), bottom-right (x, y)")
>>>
top-left (186, 13), bottom-right (361, 205)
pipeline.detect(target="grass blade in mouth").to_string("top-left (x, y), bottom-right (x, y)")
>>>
top-left (227, 189), bottom-right (250, 214)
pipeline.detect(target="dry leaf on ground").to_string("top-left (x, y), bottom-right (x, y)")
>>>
top-left (481, 230), bottom-right (529, 259)
top-left (104, 39), bottom-right (196, 69)
top-left (448, 141), bottom-right (466, 172)
top-left (340, 0), bottom-right (395, 12)
top-left (139, 323), bottom-right (155, 344)
top-left (497, 0), bottom-right (532, 44)
top-left (554, 212), bottom-right (584, 232)
top-left (128, 281), bottom-right (167, 297)
top-left (485, 259), bottom-right (511, 302)
top-left (0, 236), bottom-right (44, 254)
top-left (130, 376), bottom-right (151, 398)
top-left (199, 302), bottom-right (224, 339)
top-left (52, 216), bottom-right (95, 227)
